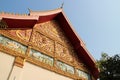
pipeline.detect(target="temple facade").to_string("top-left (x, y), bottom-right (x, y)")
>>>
top-left (0, 8), bottom-right (99, 80)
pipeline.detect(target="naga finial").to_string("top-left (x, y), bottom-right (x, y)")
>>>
top-left (60, 2), bottom-right (64, 8)
top-left (28, 8), bottom-right (32, 12)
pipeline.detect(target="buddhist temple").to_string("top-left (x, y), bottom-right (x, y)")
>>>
top-left (0, 8), bottom-right (99, 80)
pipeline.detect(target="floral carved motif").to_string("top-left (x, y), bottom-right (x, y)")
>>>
top-left (32, 31), bottom-right (54, 53)
top-left (55, 43), bottom-right (74, 63)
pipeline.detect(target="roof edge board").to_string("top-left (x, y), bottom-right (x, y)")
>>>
top-left (29, 8), bottom-right (62, 16)
top-left (61, 11), bottom-right (85, 46)
top-left (82, 45), bottom-right (96, 63)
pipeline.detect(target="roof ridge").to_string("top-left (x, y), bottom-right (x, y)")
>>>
top-left (0, 11), bottom-right (28, 16)
top-left (28, 8), bottom-right (62, 12)
top-left (29, 8), bottom-right (62, 16)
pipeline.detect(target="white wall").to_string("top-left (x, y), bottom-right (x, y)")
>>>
top-left (0, 51), bottom-right (15, 80)
top-left (9, 66), bottom-right (23, 80)
top-left (21, 62), bottom-right (73, 80)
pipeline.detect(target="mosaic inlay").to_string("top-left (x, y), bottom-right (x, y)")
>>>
top-left (56, 60), bottom-right (74, 74)
top-left (0, 34), bottom-right (27, 54)
top-left (76, 69), bottom-right (91, 80)
top-left (30, 49), bottom-right (54, 66)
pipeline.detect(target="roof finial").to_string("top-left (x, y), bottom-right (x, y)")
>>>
top-left (60, 2), bottom-right (64, 8)
top-left (28, 8), bottom-right (31, 15)
top-left (28, 8), bottom-right (31, 12)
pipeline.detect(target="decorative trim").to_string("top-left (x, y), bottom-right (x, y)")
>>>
top-left (26, 46), bottom-right (31, 56)
top-left (0, 44), bottom-right (26, 58)
top-left (29, 45), bottom-right (54, 58)
top-left (26, 56), bottom-right (76, 79)
top-left (26, 56), bottom-right (53, 72)
top-left (14, 56), bottom-right (26, 68)
top-left (56, 57), bottom-right (74, 67)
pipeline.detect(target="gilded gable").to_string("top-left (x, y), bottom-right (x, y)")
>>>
top-left (33, 20), bottom-right (86, 69)
top-left (55, 43), bottom-right (74, 63)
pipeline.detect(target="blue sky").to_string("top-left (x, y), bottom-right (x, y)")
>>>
top-left (0, 0), bottom-right (120, 60)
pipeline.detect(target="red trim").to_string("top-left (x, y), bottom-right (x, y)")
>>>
top-left (37, 14), bottom-right (58, 23)
top-left (2, 18), bottom-right (37, 29)
top-left (56, 13), bottom-right (80, 44)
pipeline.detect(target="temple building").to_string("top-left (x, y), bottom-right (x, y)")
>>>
top-left (0, 8), bottom-right (99, 80)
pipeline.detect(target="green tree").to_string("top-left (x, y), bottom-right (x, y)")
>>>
top-left (97, 53), bottom-right (120, 80)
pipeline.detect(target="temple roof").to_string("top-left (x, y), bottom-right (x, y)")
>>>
top-left (0, 8), bottom-right (99, 79)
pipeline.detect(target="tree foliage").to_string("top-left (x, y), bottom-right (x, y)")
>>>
top-left (97, 53), bottom-right (120, 80)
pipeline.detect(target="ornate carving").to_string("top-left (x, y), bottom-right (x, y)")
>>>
top-left (55, 43), bottom-right (74, 63)
top-left (32, 31), bottom-right (54, 53)
top-left (34, 20), bottom-right (70, 46)
top-left (16, 29), bottom-right (32, 41)
top-left (74, 54), bottom-right (89, 72)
